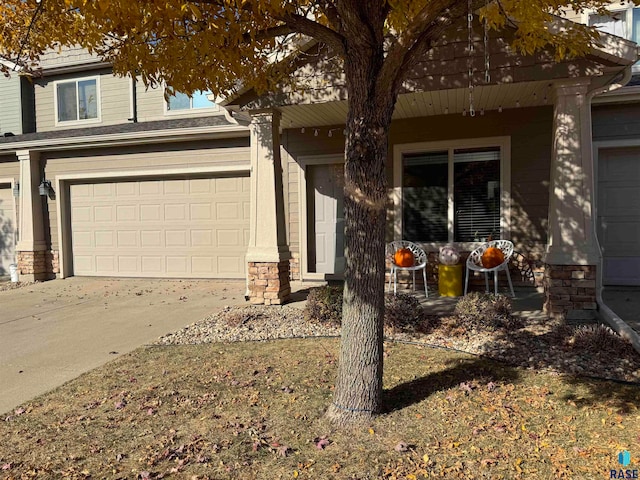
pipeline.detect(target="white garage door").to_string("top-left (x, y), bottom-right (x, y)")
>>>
top-left (597, 147), bottom-right (640, 286)
top-left (70, 176), bottom-right (250, 278)
top-left (0, 186), bottom-right (16, 275)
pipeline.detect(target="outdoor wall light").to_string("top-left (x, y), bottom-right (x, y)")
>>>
top-left (39, 180), bottom-right (52, 197)
top-left (12, 182), bottom-right (19, 197)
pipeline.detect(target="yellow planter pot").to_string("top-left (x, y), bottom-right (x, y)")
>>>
top-left (438, 264), bottom-right (463, 297)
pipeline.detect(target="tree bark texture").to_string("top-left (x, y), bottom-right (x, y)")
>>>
top-left (325, 2), bottom-right (398, 426)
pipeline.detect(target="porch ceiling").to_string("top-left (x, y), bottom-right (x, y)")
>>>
top-left (280, 80), bottom-right (553, 129)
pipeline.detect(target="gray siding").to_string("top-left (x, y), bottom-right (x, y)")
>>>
top-left (42, 138), bottom-right (250, 250)
top-left (0, 75), bottom-right (23, 136)
top-left (593, 103), bottom-right (640, 142)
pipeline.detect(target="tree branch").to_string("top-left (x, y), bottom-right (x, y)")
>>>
top-left (377, 0), bottom-right (480, 100)
top-left (276, 12), bottom-right (346, 55)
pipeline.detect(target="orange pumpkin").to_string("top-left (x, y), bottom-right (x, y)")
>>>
top-left (394, 248), bottom-right (415, 267)
top-left (481, 246), bottom-right (505, 269)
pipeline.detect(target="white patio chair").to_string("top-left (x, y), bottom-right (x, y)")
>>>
top-left (386, 240), bottom-right (428, 298)
top-left (464, 240), bottom-right (515, 297)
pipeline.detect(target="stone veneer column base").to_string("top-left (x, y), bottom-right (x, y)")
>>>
top-left (289, 253), bottom-right (300, 281)
top-left (17, 250), bottom-right (59, 281)
top-left (543, 264), bottom-right (597, 319)
top-left (248, 261), bottom-right (291, 305)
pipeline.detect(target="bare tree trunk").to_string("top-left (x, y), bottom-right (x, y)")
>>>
top-left (325, 7), bottom-right (397, 425)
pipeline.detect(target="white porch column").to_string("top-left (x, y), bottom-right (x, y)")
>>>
top-left (246, 109), bottom-right (291, 305)
top-left (544, 79), bottom-right (598, 318)
top-left (16, 149), bottom-right (50, 281)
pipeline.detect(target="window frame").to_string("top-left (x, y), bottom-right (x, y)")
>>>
top-left (163, 86), bottom-right (219, 116)
top-left (392, 136), bottom-right (511, 250)
top-left (53, 76), bottom-right (101, 126)
top-left (582, 3), bottom-right (640, 72)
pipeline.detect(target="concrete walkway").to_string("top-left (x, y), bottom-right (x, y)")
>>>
top-left (602, 287), bottom-right (640, 333)
top-left (0, 277), bottom-right (245, 414)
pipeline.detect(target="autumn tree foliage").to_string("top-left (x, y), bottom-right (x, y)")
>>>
top-left (0, 0), bottom-right (627, 425)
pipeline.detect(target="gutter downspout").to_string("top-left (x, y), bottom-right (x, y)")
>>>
top-left (587, 65), bottom-right (640, 353)
top-left (128, 75), bottom-right (138, 123)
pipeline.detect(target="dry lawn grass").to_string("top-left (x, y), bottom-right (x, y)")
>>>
top-left (0, 339), bottom-right (639, 479)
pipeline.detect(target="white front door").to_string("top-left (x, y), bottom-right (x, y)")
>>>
top-left (597, 147), bottom-right (640, 285)
top-left (308, 164), bottom-right (344, 275)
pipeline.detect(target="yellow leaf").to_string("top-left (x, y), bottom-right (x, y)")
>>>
top-left (369, 428), bottom-right (374, 435)
top-left (293, 471), bottom-right (298, 478)
top-left (423, 454), bottom-right (430, 463)
top-left (521, 424), bottom-right (527, 431)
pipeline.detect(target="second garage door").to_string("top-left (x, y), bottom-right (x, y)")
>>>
top-left (70, 175), bottom-right (250, 278)
top-left (597, 147), bottom-right (640, 286)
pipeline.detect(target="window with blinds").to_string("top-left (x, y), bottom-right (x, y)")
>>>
top-left (402, 152), bottom-right (448, 242)
top-left (401, 146), bottom-right (502, 243)
top-left (453, 148), bottom-right (501, 242)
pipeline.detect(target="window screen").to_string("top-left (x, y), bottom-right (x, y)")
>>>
top-left (453, 148), bottom-right (501, 242)
top-left (402, 151), bottom-right (448, 242)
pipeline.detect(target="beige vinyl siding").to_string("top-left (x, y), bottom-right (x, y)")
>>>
top-left (136, 82), bottom-right (166, 121)
top-left (0, 155), bottom-right (19, 178)
top-left (42, 138), bottom-right (250, 251)
top-left (0, 76), bottom-right (24, 135)
top-left (35, 69), bottom-right (131, 132)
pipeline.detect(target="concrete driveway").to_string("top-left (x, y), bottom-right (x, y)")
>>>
top-left (0, 277), bottom-right (246, 414)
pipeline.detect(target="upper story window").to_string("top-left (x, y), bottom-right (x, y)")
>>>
top-left (587, 5), bottom-right (640, 44)
top-left (55, 77), bottom-right (100, 123)
top-left (166, 90), bottom-right (216, 112)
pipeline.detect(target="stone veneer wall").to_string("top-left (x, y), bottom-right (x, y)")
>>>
top-left (289, 253), bottom-right (300, 281)
top-left (248, 261), bottom-right (291, 305)
top-left (543, 264), bottom-right (597, 318)
top-left (17, 250), bottom-right (59, 279)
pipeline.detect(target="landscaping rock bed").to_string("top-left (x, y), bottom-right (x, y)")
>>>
top-left (156, 305), bottom-right (640, 384)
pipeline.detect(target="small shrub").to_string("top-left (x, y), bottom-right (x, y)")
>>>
top-left (384, 293), bottom-right (430, 333)
top-left (453, 292), bottom-right (518, 331)
top-left (304, 285), bottom-right (343, 326)
top-left (566, 324), bottom-right (632, 354)
top-left (304, 287), bottom-right (430, 333)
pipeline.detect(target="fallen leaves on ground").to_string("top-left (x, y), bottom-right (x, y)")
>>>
top-left (0, 339), bottom-right (637, 479)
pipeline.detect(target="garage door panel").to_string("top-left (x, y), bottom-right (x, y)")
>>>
top-left (70, 175), bottom-right (249, 278)
top-left (141, 231), bottom-right (163, 247)
top-left (95, 231), bottom-right (115, 247)
top-left (598, 147), bottom-right (640, 285)
top-left (116, 205), bottom-right (138, 222)
top-left (0, 187), bottom-right (16, 275)
top-left (164, 180), bottom-right (187, 194)
top-left (117, 256), bottom-right (139, 272)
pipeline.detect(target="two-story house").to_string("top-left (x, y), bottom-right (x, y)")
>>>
top-left (0, 46), bottom-right (251, 283)
top-left (0, 13), bottom-right (637, 318)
